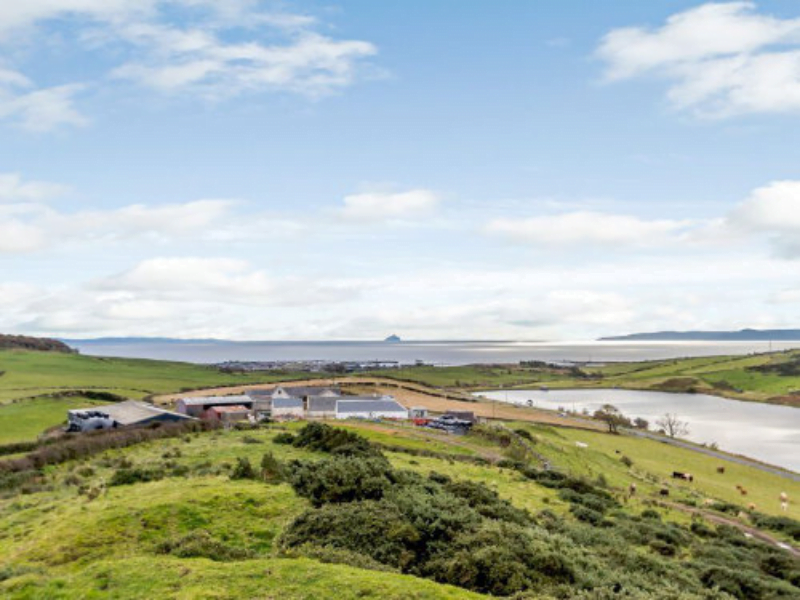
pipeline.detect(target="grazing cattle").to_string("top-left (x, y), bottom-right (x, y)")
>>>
top-left (748, 503), bottom-right (756, 511)
top-left (716, 466), bottom-right (725, 474)
top-left (615, 449), bottom-right (621, 454)
top-left (659, 488), bottom-right (669, 496)
top-left (628, 483), bottom-right (637, 497)
top-left (672, 471), bottom-right (694, 482)
top-left (739, 488), bottom-right (748, 496)
top-left (780, 492), bottom-right (789, 512)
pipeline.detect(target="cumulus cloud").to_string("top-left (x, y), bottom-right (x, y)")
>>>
top-left (0, 172), bottom-right (67, 202)
top-left (0, 180), bottom-right (240, 253)
top-left (486, 211), bottom-right (691, 247)
top-left (338, 189), bottom-right (442, 222)
top-left (722, 180), bottom-right (800, 256)
top-left (0, 69), bottom-right (87, 131)
top-left (597, 2), bottom-right (800, 117)
top-left (0, 0), bottom-right (377, 130)
top-left (94, 257), bottom-right (361, 306)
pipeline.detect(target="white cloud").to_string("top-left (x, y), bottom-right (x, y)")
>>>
top-left (486, 211), bottom-right (690, 247)
top-left (0, 190), bottom-right (240, 254)
top-left (0, 68), bottom-right (87, 131)
top-left (597, 2), bottom-right (800, 117)
top-left (94, 257), bottom-right (360, 306)
top-left (338, 189), bottom-right (442, 222)
top-left (0, 173), bottom-right (68, 202)
top-left (723, 180), bottom-right (800, 256)
top-left (0, 0), bottom-right (378, 130)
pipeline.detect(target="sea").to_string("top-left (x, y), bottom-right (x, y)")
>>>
top-left (68, 339), bottom-right (800, 365)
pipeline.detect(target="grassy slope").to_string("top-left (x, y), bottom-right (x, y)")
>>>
top-left (0, 397), bottom-right (110, 445)
top-left (1, 421), bottom-right (798, 598)
top-left (0, 350), bottom-right (310, 443)
top-left (0, 349), bottom-right (311, 403)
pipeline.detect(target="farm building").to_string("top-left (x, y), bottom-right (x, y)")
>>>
top-left (410, 407), bottom-right (429, 419)
top-left (176, 395), bottom-right (254, 418)
top-left (335, 397), bottom-right (408, 420)
top-left (206, 405), bottom-right (251, 425)
top-left (444, 410), bottom-right (477, 424)
top-left (272, 397), bottom-right (305, 420)
top-left (307, 396), bottom-right (338, 419)
top-left (67, 401), bottom-right (192, 432)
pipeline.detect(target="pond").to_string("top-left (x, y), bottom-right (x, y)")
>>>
top-left (476, 388), bottom-right (800, 473)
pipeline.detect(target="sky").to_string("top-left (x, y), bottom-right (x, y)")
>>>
top-left (2, 0), bottom-right (800, 341)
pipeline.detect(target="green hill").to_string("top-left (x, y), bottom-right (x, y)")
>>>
top-left (0, 420), bottom-right (797, 599)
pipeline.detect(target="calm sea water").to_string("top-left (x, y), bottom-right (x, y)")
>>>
top-left (478, 388), bottom-right (800, 473)
top-left (69, 339), bottom-right (800, 366)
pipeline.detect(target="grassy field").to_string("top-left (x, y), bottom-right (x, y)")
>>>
top-left (0, 396), bottom-right (111, 445)
top-left (1, 420), bottom-right (798, 598)
top-left (0, 349), bottom-right (310, 443)
top-left (372, 350), bottom-right (800, 406)
top-left (0, 349), bottom-right (307, 403)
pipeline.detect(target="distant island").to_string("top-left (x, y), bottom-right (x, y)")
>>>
top-left (384, 334), bottom-right (402, 343)
top-left (600, 328), bottom-right (800, 341)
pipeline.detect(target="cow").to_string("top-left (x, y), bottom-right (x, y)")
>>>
top-left (672, 471), bottom-right (693, 482)
top-left (748, 503), bottom-right (757, 511)
top-left (628, 482), bottom-right (637, 497)
top-left (780, 492), bottom-right (789, 512)
top-left (659, 488), bottom-right (669, 497)
top-left (716, 466), bottom-right (725, 474)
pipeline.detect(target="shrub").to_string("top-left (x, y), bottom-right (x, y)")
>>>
top-left (281, 500), bottom-right (419, 570)
top-left (260, 451), bottom-right (284, 484)
top-left (291, 422), bottom-right (377, 457)
top-left (288, 456), bottom-right (393, 506)
top-left (230, 457), bottom-right (257, 480)
top-left (109, 467), bottom-right (164, 486)
top-left (156, 530), bottom-right (254, 561)
top-left (272, 432), bottom-right (295, 445)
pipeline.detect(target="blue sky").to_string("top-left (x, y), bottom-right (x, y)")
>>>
top-left (2, 1), bottom-right (800, 340)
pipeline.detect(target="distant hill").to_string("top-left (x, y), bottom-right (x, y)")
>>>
top-left (384, 334), bottom-right (402, 343)
top-left (599, 328), bottom-right (800, 341)
top-left (0, 334), bottom-right (74, 353)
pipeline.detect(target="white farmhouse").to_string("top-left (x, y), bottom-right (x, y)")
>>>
top-left (335, 397), bottom-right (408, 420)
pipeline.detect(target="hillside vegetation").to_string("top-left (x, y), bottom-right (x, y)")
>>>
top-left (0, 334), bottom-right (73, 354)
top-left (0, 420), bottom-right (797, 599)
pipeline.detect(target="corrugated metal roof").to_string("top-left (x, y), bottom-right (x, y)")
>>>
top-left (283, 386), bottom-right (340, 398)
top-left (71, 401), bottom-right (191, 426)
top-left (307, 397), bottom-right (338, 412)
top-left (180, 395), bottom-right (252, 406)
top-left (336, 399), bottom-right (407, 414)
top-left (272, 397), bottom-right (304, 409)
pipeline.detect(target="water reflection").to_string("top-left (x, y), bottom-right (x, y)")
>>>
top-left (478, 388), bottom-right (800, 473)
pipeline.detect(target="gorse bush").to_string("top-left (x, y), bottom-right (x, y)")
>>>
top-left (291, 422), bottom-right (377, 457)
top-left (277, 423), bottom-right (800, 599)
top-left (230, 457), bottom-right (257, 480)
top-left (260, 451), bottom-right (284, 484)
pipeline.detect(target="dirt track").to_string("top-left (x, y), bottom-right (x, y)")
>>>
top-left (153, 377), bottom-right (603, 431)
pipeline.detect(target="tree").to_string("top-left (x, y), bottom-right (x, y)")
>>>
top-left (633, 417), bottom-right (649, 430)
top-left (592, 404), bottom-right (630, 434)
top-left (655, 413), bottom-right (690, 439)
